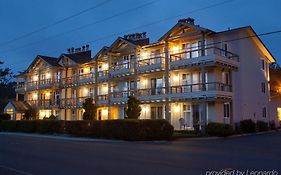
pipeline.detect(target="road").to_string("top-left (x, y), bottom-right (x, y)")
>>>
top-left (0, 132), bottom-right (280, 175)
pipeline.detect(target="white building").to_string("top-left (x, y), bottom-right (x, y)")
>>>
top-left (5, 18), bottom-right (279, 130)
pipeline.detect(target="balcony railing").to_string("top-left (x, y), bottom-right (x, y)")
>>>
top-left (61, 98), bottom-right (77, 107)
top-left (170, 47), bottom-right (239, 62)
top-left (27, 81), bottom-right (38, 87)
top-left (138, 56), bottom-right (164, 67)
top-left (111, 90), bottom-right (134, 98)
top-left (27, 100), bottom-right (38, 106)
top-left (98, 70), bottom-right (108, 77)
top-left (79, 73), bottom-right (94, 80)
top-left (16, 82), bottom-right (25, 90)
top-left (97, 94), bottom-right (108, 101)
top-left (170, 82), bottom-right (232, 93)
top-left (40, 79), bottom-right (52, 85)
top-left (138, 87), bottom-right (166, 96)
top-left (112, 62), bottom-right (130, 71)
top-left (60, 76), bottom-right (77, 86)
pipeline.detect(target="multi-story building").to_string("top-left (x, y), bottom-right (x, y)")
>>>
top-left (7, 18), bottom-right (279, 130)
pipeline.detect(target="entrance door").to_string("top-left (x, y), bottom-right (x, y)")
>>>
top-left (183, 104), bottom-right (193, 129)
top-left (151, 106), bottom-right (163, 119)
top-left (192, 104), bottom-right (200, 132)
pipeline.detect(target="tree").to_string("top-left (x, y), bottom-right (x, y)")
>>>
top-left (23, 107), bottom-right (38, 120)
top-left (125, 96), bottom-right (141, 119)
top-left (0, 61), bottom-right (13, 85)
top-left (82, 98), bottom-right (97, 120)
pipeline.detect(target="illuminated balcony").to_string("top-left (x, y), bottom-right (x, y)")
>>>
top-left (39, 79), bottom-right (53, 89)
top-left (97, 94), bottom-right (108, 105)
top-left (170, 47), bottom-right (239, 70)
top-left (78, 73), bottom-right (94, 85)
top-left (61, 98), bottom-right (77, 108)
top-left (137, 56), bottom-right (164, 74)
top-left (77, 96), bottom-right (93, 107)
top-left (169, 82), bottom-right (232, 101)
top-left (97, 70), bottom-right (109, 82)
top-left (15, 82), bottom-right (25, 92)
top-left (38, 99), bottom-right (52, 109)
top-left (26, 81), bottom-right (38, 90)
top-left (111, 62), bottom-right (132, 77)
top-left (60, 77), bottom-right (77, 87)
top-left (138, 87), bottom-right (166, 101)
top-left (110, 90), bottom-right (134, 104)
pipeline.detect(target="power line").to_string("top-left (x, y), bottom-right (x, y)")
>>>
top-left (10, 28), bottom-right (281, 72)
top-left (0, 0), bottom-right (160, 54)
top-left (0, 0), bottom-right (113, 47)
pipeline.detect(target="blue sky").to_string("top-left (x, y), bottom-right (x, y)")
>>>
top-left (0, 0), bottom-right (280, 73)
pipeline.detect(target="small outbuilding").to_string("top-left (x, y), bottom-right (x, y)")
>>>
top-left (3, 101), bottom-right (31, 120)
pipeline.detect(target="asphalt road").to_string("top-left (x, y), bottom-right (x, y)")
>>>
top-left (0, 132), bottom-right (280, 175)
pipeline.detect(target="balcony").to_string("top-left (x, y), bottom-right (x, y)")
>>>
top-left (26, 81), bottom-right (38, 90)
top-left (39, 79), bottom-right (53, 89)
top-left (77, 96), bottom-right (93, 107)
top-left (78, 73), bottom-right (94, 85)
top-left (38, 99), bottom-right (52, 109)
top-left (138, 87), bottom-right (166, 101)
top-left (97, 70), bottom-right (109, 82)
top-left (61, 98), bottom-right (77, 108)
top-left (170, 47), bottom-right (239, 70)
top-left (15, 82), bottom-right (25, 92)
top-left (169, 82), bottom-right (232, 101)
top-left (137, 56), bottom-right (164, 74)
top-left (97, 94), bottom-right (108, 105)
top-left (111, 62), bottom-right (132, 77)
top-left (60, 77), bottom-right (77, 87)
top-left (27, 100), bottom-right (38, 106)
top-left (110, 90), bottom-right (134, 104)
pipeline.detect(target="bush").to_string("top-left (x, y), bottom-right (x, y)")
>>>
top-left (0, 119), bottom-right (174, 141)
top-left (239, 119), bottom-right (256, 133)
top-left (0, 113), bottom-right (11, 120)
top-left (269, 120), bottom-right (276, 130)
top-left (256, 121), bottom-right (269, 132)
top-left (207, 122), bottom-right (235, 137)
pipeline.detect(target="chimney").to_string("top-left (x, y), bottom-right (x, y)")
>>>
top-left (178, 17), bottom-right (195, 25)
top-left (86, 44), bottom-right (90, 51)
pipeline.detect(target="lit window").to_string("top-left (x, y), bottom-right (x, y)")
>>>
top-left (277, 108), bottom-right (281, 121)
top-left (224, 103), bottom-right (230, 118)
top-left (261, 82), bottom-right (266, 93)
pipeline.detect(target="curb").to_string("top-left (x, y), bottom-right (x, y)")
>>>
top-left (0, 132), bottom-right (125, 143)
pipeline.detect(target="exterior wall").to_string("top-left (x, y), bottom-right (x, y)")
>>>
top-left (216, 31), bottom-right (271, 124)
top-left (4, 102), bottom-right (16, 120)
top-left (269, 99), bottom-right (281, 127)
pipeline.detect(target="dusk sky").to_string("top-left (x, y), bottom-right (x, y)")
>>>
top-left (0, 0), bottom-right (280, 74)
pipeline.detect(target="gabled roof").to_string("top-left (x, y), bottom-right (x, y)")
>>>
top-left (158, 19), bottom-right (213, 41)
top-left (214, 26), bottom-right (276, 62)
top-left (108, 37), bottom-right (137, 52)
top-left (92, 46), bottom-right (109, 60)
top-left (58, 50), bottom-right (92, 64)
top-left (25, 55), bottom-right (59, 73)
top-left (10, 101), bottom-right (31, 112)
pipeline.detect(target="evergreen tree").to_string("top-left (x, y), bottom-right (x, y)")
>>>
top-left (82, 98), bottom-right (97, 120)
top-left (125, 96), bottom-right (141, 119)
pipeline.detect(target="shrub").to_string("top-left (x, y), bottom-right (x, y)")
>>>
top-left (256, 120), bottom-right (269, 132)
top-left (125, 96), bottom-right (141, 119)
top-left (269, 120), bottom-right (276, 130)
top-left (0, 121), bottom-right (17, 132)
top-left (35, 120), bottom-right (64, 134)
top-left (239, 119), bottom-right (256, 133)
top-left (0, 113), bottom-right (11, 120)
top-left (207, 122), bottom-right (235, 137)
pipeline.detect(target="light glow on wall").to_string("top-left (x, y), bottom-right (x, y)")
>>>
top-left (83, 88), bottom-right (89, 96)
top-left (39, 110), bottom-right (52, 119)
top-left (173, 104), bottom-right (180, 113)
top-left (102, 63), bottom-right (108, 70)
top-left (45, 92), bottom-right (50, 99)
top-left (45, 72), bottom-right (51, 79)
top-left (173, 74), bottom-right (180, 83)
top-left (141, 51), bottom-right (148, 60)
top-left (33, 75), bottom-right (38, 81)
top-left (171, 45), bottom-right (180, 54)
top-left (101, 108), bottom-right (108, 116)
top-left (32, 93), bottom-right (38, 100)
top-left (84, 67), bottom-right (90, 74)
top-left (141, 79), bottom-right (148, 88)
top-left (278, 108), bottom-right (281, 121)
top-left (102, 84), bottom-right (108, 94)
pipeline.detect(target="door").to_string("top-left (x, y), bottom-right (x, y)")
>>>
top-left (151, 106), bottom-right (163, 119)
top-left (182, 74), bottom-right (191, 92)
top-left (183, 104), bottom-right (193, 129)
top-left (192, 105), bottom-right (200, 132)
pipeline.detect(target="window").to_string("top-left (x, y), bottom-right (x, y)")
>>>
top-left (261, 82), bottom-right (266, 93)
top-left (223, 103), bottom-right (230, 118)
top-left (261, 59), bottom-right (265, 70)
top-left (262, 107), bottom-right (267, 118)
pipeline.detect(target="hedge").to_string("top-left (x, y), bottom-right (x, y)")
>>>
top-left (256, 120), bottom-right (269, 132)
top-left (239, 119), bottom-right (256, 133)
top-left (0, 119), bottom-right (174, 141)
top-left (206, 122), bottom-right (235, 137)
